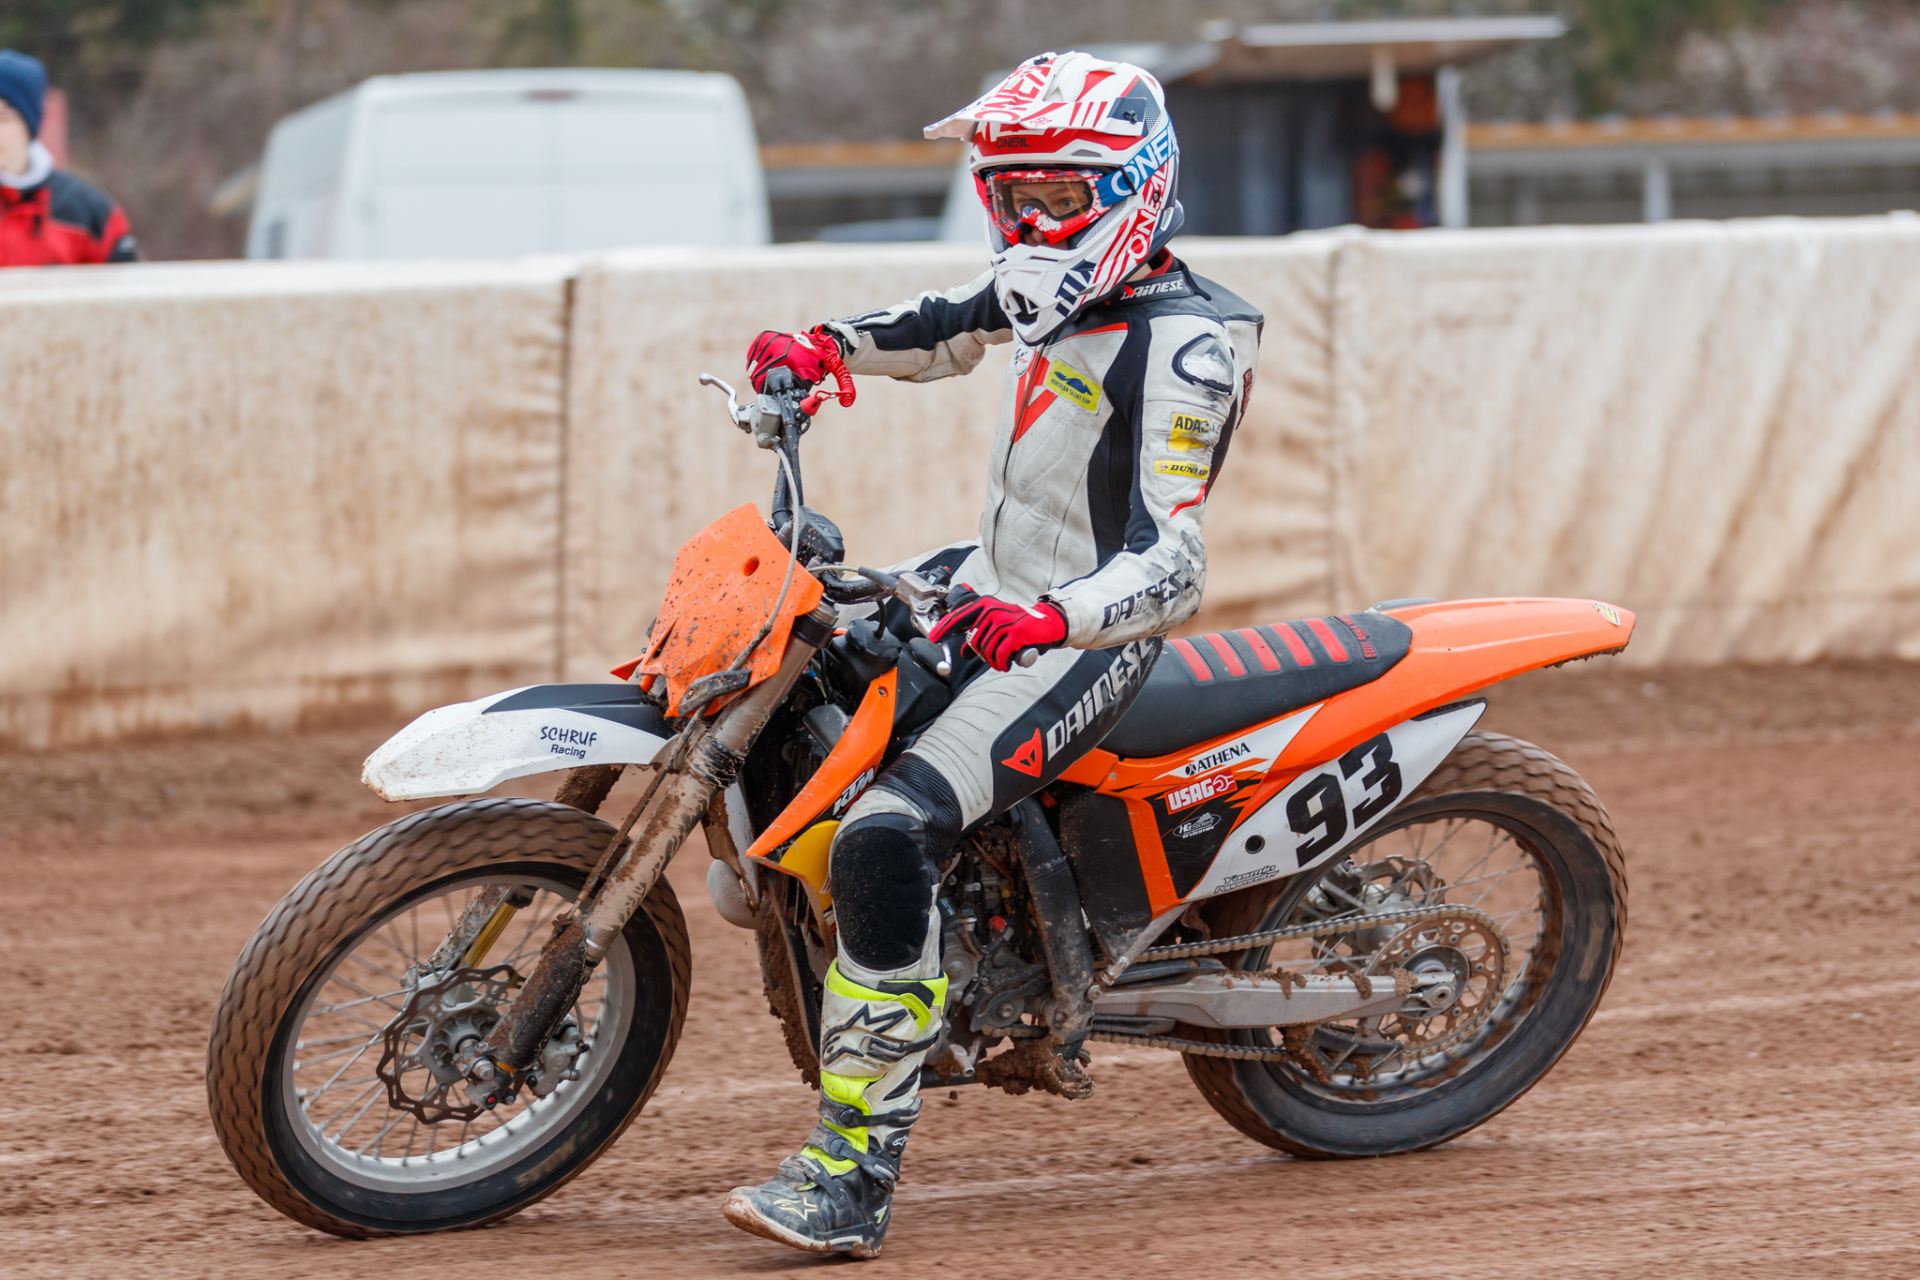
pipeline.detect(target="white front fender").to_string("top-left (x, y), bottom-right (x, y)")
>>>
top-left (362, 683), bottom-right (675, 802)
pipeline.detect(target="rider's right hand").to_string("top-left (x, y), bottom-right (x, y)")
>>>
top-left (746, 328), bottom-right (838, 393)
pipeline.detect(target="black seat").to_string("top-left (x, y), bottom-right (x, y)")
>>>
top-left (1100, 611), bottom-right (1413, 758)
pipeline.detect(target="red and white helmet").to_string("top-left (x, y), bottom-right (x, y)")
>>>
top-left (926, 51), bottom-right (1183, 343)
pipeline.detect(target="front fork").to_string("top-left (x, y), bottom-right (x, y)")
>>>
top-left (463, 603), bottom-right (837, 1090)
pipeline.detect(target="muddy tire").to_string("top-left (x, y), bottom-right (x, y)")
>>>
top-left (206, 798), bottom-right (690, 1236)
top-left (1183, 732), bottom-right (1626, 1158)
top-left (753, 885), bottom-right (821, 1087)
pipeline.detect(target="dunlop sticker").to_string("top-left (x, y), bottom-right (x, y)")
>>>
top-left (1045, 360), bottom-right (1102, 413)
top-left (1155, 459), bottom-right (1211, 480)
top-left (1170, 412), bottom-right (1218, 451)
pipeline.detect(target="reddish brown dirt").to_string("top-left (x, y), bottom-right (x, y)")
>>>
top-left (4, 660), bottom-right (1919, 1279)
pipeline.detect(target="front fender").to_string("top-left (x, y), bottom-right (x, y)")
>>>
top-left (362, 683), bottom-right (675, 802)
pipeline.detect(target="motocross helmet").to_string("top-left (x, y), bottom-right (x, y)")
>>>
top-left (925, 51), bottom-right (1183, 344)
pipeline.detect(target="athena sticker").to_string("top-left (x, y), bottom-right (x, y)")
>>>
top-left (1171, 335), bottom-right (1234, 396)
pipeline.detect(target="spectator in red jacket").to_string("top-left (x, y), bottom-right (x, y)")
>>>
top-left (0, 51), bottom-right (137, 266)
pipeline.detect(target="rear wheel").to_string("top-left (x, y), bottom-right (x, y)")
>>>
top-left (207, 798), bottom-right (690, 1236)
top-left (1183, 732), bottom-right (1626, 1157)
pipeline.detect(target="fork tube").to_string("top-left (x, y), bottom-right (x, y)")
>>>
top-left (426, 884), bottom-right (534, 973)
top-left (578, 604), bottom-right (836, 963)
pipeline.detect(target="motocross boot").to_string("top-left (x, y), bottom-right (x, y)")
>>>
top-left (723, 949), bottom-right (947, 1259)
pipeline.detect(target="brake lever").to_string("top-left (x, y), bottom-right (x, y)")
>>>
top-left (698, 373), bottom-right (754, 431)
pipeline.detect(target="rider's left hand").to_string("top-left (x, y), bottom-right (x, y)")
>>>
top-left (929, 592), bottom-right (1067, 671)
top-left (746, 328), bottom-right (838, 393)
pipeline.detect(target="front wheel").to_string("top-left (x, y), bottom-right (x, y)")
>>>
top-left (1183, 732), bottom-right (1626, 1158)
top-left (207, 798), bottom-right (690, 1236)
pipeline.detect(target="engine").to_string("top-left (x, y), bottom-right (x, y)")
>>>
top-left (931, 823), bottom-right (1050, 1079)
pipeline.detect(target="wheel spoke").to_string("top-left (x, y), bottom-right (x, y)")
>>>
top-left (297, 1029), bottom-right (386, 1051)
top-left (318, 974), bottom-right (409, 1015)
top-left (297, 1037), bottom-right (391, 1070)
top-left (320, 1077), bottom-right (384, 1136)
top-left (356, 1105), bottom-right (409, 1156)
top-left (340, 949), bottom-right (406, 985)
top-left (310, 987), bottom-right (410, 1017)
top-left (301, 1030), bottom-right (384, 1102)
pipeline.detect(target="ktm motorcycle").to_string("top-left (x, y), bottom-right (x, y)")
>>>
top-left (208, 363), bottom-right (1631, 1237)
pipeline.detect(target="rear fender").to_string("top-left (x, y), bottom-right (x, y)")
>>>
top-left (362, 683), bottom-right (674, 802)
top-left (1266, 597), bottom-right (1633, 776)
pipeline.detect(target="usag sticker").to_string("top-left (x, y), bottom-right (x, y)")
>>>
top-left (1170, 412), bottom-right (1218, 451)
top-left (1045, 360), bottom-right (1101, 413)
top-left (1593, 602), bottom-right (1622, 626)
top-left (1156, 459), bottom-right (1210, 480)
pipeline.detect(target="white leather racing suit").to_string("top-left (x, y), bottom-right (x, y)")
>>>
top-left (823, 259), bottom-right (1264, 649)
top-left (815, 257), bottom-right (1265, 976)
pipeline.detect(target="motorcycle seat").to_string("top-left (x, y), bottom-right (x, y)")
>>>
top-left (1100, 611), bottom-right (1414, 759)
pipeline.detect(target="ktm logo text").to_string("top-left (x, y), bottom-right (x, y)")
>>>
top-left (1166, 771), bottom-right (1235, 813)
top-left (832, 766), bottom-right (876, 816)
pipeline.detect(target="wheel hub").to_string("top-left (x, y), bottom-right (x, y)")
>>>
top-left (376, 964), bottom-right (520, 1123)
top-left (1367, 912), bottom-right (1509, 1054)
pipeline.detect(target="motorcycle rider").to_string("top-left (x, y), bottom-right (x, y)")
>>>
top-left (724, 52), bottom-right (1263, 1258)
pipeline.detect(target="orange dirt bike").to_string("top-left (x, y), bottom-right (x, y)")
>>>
top-left (208, 364), bottom-right (1632, 1237)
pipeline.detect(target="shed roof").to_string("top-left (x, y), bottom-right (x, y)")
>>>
top-left (1163, 16), bottom-right (1568, 83)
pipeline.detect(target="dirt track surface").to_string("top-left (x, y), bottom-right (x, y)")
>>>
top-left (4, 661), bottom-right (1919, 1278)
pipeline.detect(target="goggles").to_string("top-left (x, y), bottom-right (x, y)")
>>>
top-left (982, 167), bottom-right (1108, 247)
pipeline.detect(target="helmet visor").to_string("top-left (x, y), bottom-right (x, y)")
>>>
top-left (982, 168), bottom-right (1106, 247)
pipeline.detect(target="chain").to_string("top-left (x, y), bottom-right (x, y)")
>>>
top-left (1096, 902), bottom-right (1506, 1064)
top-left (1133, 901), bottom-right (1499, 962)
top-left (1087, 1028), bottom-right (1300, 1062)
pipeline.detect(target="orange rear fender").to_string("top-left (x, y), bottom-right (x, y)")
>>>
top-left (1268, 597), bottom-right (1633, 778)
top-left (1092, 596), bottom-right (1632, 795)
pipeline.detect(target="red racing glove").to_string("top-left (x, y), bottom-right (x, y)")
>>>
top-left (746, 328), bottom-right (840, 392)
top-left (929, 591), bottom-right (1068, 671)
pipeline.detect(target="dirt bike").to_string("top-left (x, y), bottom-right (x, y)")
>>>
top-left (207, 357), bottom-right (1632, 1237)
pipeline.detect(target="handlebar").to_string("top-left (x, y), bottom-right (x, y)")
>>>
top-left (698, 370), bottom-right (1038, 672)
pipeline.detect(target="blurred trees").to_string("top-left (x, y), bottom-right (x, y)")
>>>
top-left (1, 0), bottom-right (1914, 259)
top-left (0, 0), bottom-right (232, 105)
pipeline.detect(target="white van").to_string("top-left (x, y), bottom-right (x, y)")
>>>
top-left (247, 69), bottom-right (769, 259)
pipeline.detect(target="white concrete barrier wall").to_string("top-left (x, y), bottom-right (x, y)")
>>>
top-left (1327, 216), bottom-right (1920, 664)
top-left (0, 261), bottom-right (572, 748)
top-left (2, 218), bottom-right (1914, 748)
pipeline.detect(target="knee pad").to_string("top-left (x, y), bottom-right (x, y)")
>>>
top-left (829, 806), bottom-right (939, 974)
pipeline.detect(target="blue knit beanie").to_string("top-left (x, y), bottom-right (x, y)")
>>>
top-left (0, 51), bottom-right (48, 140)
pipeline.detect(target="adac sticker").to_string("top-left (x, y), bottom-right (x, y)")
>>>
top-left (1044, 360), bottom-right (1101, 413)
top-left (1593, 601), bottom-right (1622, 626)
top-left (1155, 458), bottom-right (1210, 480)
top-left (1169, 412), bottom-right (1218, 451)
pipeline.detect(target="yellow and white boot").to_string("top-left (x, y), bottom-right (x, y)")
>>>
top-left (723, 947), bottom-right (947, 1259)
